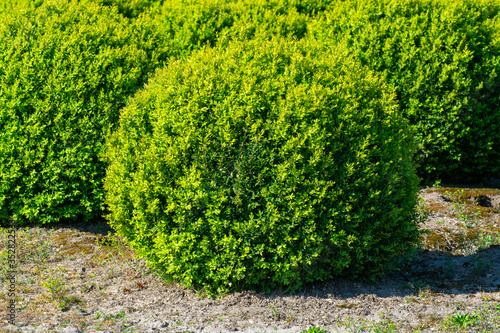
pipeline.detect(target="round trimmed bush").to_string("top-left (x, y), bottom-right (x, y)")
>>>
top-left (309, 0), bottom-right (500, 183)
top-left (0, 0), bottom-right (171, 225)
top-left (105, 37), bottom-right (421, 295)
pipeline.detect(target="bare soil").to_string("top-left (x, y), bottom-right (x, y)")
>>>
top-left (1, 185), bottom-right (500, 333)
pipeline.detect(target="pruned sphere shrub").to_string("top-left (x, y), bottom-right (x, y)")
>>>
top-left (104, 38), bottom-right (421, 296)
top-left (0, 0), bottom-right (171, 225)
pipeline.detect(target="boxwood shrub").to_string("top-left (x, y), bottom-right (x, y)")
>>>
top-left (141, 0), bottom-right (341, 59)
top-left (149, 0), bottom-right (312, 58)
top-left (309, 0), bottom-right (500, 183)
top-left (0, 0), bottom-right (172, 225)
top-left (105, 37), bottom-right (421, 296)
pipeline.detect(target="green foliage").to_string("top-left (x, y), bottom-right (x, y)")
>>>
top-left (151, 0), bottom-right (237, 56)
top-left (41, 277), bottom-right (67, 300)
top-left (300, 326), bottom-right (327, 333)
top-left (145, 0), bottom-right (332, 58)
top-left (105, 37), bottom-right (421, 296)
top-left (0, 0), bottom-right (41, 16)
top-left (0, 0), bottom-right (172, 225)
top-left (96, 0), bottom-right (164, 18)
top-left (219, 0), bottom-right (311, 41)
top-left (309, 0), bottom-right (500, 183)
top-left (450, 312), bottom-right (480, 328)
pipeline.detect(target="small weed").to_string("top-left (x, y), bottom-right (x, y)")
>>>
top-left (269, 301), bottom-right (280, 320)
top-left (418, 286), bottom-right (433, 299)
top-left (405, 296), bottom-right (417, 303)
top-left (107, 268), bottom-right (117, 279)
top-left (94, 310), bottom-right (104, 320)
top-left (41, 277), bottom-right (66, 300)
top-left (94, 310), bottom-right (126, 323)
top-left (475, 233), bottom-right (500, 251)
top-left (472, 257), bottom-right (492, 275)
top-left (449, 312), bottom-right (479, 328)
top-left (59, 295), bottom-right (82, 311)
top-left (371, 312), bottom-right (399, 333)
top-left (124, 327), bottom-right (135, 332)
top-left (92, 256), bottom-right (106, 266)
top-left (300, 326), bottom-right (327, 333)
top-left (56, 265), bottom-right (68, 273)
top-left (416, 198), bottom-right (430, 221)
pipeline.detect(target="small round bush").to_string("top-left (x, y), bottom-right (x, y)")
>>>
top-left (309, 0), bottom-right (500, 183)
top-left (105, 38), bottom-right (421, 296)
top-left (0, 0), bottom-right (171, 225)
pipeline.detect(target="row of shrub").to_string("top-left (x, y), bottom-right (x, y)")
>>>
top-left (0, 0), bottom-right (499, 295)
top-left (309, 0), bottom-right (500, 182)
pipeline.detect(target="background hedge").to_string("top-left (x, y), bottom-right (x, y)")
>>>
top-left (309, 0), bottom-right (500, 183)
top-left (0, 0), bottom-right (172, 225)
top-left (147, 0), bottom-right (318, 57)
top-left (104, 37), bottom-right (421, 296)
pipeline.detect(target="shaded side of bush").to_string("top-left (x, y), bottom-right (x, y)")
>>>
top-left (309, 0), bottom-right (500, 183)
top-left (95, 0), bottom-right (164, 18)
top-left (105, 37), bottom-right (421, 296)
top-left (0, 0), bottom-right (172, 225)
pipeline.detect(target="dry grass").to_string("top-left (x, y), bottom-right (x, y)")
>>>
top-left (0, 186), bottom-right (499, 332)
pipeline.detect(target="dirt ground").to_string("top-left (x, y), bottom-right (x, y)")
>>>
top-left (1, 185), bottom-right (499, 333)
